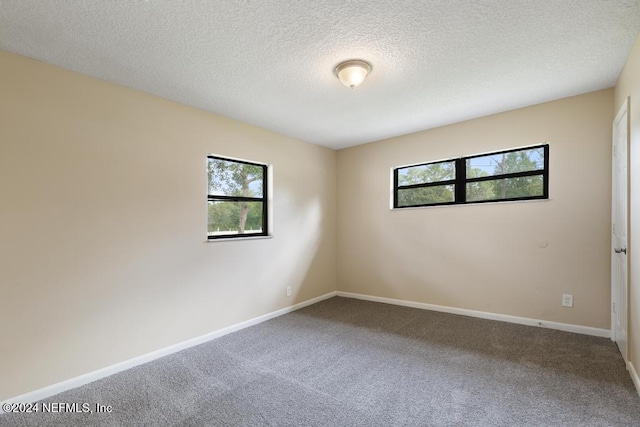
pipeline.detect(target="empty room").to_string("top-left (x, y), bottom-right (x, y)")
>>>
top-left (2, 1), bottom-right (640, 426)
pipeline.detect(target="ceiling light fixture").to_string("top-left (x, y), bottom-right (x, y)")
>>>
top-left (334, 59), bottom-right (372, 89)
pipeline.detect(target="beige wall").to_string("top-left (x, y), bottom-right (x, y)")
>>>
top-left (337, 89), bottom-right (613, 329)
top-left (0, 45), bottom-right (626, 401)
top-left (0, 51), bottom-right (337, 400)
top-left (615, 33), bottom-right (640, 383)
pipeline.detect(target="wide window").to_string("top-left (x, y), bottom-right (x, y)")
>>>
top-left (207, 156), bottom-right (268, 239)
top-left (393, 144), bottom-right (549, 208)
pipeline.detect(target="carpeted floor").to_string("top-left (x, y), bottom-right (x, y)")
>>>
top-left (2, 296), bottom-right (640, 426)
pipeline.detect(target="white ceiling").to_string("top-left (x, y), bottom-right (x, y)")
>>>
top-left (1, 1), bottom-right (640, 150)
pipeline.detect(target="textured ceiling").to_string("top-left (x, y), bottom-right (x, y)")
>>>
top-left (1, 1), bottom-right (640, 150)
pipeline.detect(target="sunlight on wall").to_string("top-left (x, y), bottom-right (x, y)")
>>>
top-left (0, 51), bottom-right (337, 400)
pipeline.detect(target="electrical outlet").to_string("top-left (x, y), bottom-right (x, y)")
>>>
top-left (286, 286), bottom-right (292, 297)
top-left (562, 294), bottom-right (573, 308)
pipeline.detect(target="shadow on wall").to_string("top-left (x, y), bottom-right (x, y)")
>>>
top-left (261, 195), bottom-right (324, 305)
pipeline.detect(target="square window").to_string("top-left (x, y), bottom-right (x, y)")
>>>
top-left (207, 156), bottom-right (269, 239)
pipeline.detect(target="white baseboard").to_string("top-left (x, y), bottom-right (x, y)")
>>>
top-left (337, 291), bottom-right (610, 338)
top-left (1, 290), bottom-right (617, 412)
top-left (629, 362), bottom-right (640, 397)
top-left (0, 291), bottom-right (337, 411)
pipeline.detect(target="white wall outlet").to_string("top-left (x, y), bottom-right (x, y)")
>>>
top-left (286, 286), bottom-right (292, 297)
top-left (562, 294), bottom-right (573, 308)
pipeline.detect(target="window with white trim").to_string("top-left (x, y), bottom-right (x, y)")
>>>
top-left (207, 156), bottom-right (268, 239)
top-left (393, 144), bottom-right (549, 208)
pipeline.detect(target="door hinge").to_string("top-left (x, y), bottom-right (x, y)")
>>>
top-left (613, 302), bottom-right (616, 313)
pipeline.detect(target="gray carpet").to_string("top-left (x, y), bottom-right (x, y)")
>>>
top-left (2, 297), bottom-right (640, 426)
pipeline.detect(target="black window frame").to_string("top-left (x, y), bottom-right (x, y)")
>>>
top-left (207, 155), bottom-right (269, 240)
top-left (393, 144), bottom-right (549, 208)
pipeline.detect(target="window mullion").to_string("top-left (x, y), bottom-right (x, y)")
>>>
top-left (455, 158), bottom-right (466, 203)
top-left (466, 169), bottom-right (543, 183)
top-left (398, 179), bottom-right (457, 190)
top-left (208, 195), bottom-right (263, 202)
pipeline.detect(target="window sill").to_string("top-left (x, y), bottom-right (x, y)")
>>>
top-left (391, 198), bottom-right (552, 211)
top-left (205, 235), bottom-right (273, 243)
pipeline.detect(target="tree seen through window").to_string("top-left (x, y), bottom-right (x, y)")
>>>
top-left (207, 156), bottom-right (268, 238)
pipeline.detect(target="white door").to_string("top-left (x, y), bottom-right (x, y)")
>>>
top-left (612, 98), bottom-right (629, 361)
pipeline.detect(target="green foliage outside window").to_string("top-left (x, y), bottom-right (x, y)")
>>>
top-left (207, 157), bottom-right (266, 237)
top-left (395, 145), bottom-right (547, 207)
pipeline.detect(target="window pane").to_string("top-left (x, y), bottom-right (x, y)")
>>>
top-left (397, 185), bottom-right (454, 207)
top-left (466, 175), bottom-right (544, 202)
top-left (397, 161), bottom-right (455, 186)
top-left (466, 147), bottom-right (544, 178)
top-left (207, 201), bottom-right (264, 236)
top-left (207, 158), bottom-right (264, 197)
